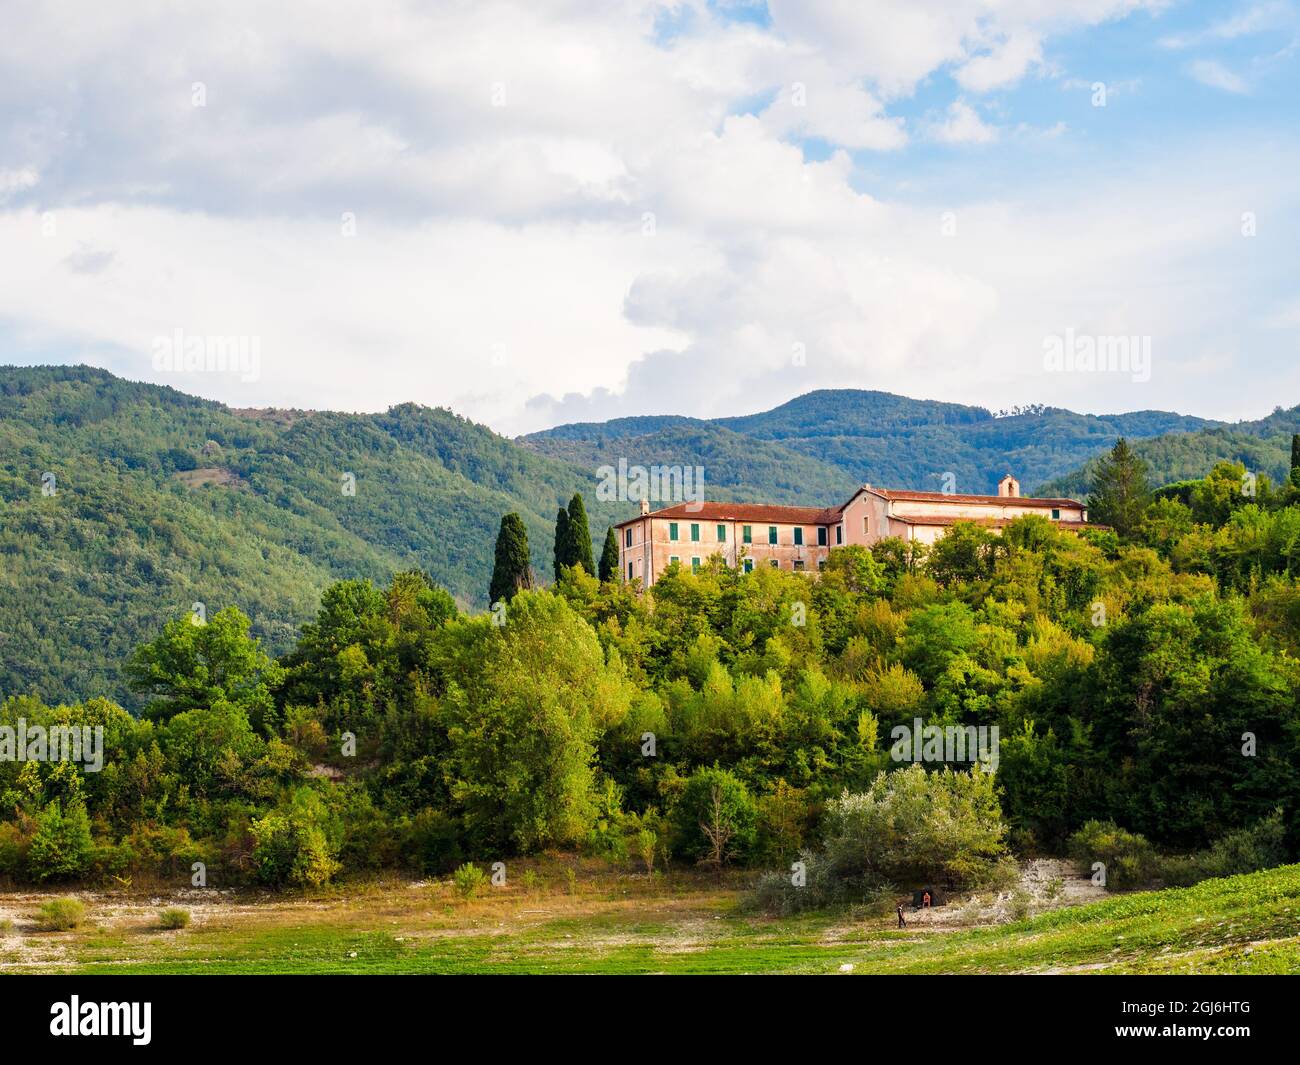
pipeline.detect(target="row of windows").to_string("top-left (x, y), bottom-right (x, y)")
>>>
top-left (659, 522), bottom-right (838, 546)
top-left (623, 517), bottom-right (867, 550)
top-left (665, 556), bottom-right (826, 573)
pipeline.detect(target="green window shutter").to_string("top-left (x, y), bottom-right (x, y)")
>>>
top-left (669, 522), bottom-right (678, 541)
top-left (768, 526), bottom-right (777, 544)
top-left (691, 557), bottom-right (701, 572)
top-left (794, 527), bottom-right (803, 545)
top-left (717, 524), bottom-right (726, 541)
top-left (817, 527), bottom-right (827, 546)
top-left (690, 523), bottom-right (700, 542)
top-left (743, 525), bottom-right (752, 543)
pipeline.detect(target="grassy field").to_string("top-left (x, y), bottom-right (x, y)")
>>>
top-left (2, 859), bottom-right (1299, 975)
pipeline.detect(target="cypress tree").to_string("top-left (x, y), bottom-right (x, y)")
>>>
top-left (489, 513), bottom-right (532, 605)
top-left (567, 493), bottom-right (595, 576)
top-left (599, 525), bottom-right (619, 582)
top-left (1291, 434), bottom-right (1300, 489)
top-left (553, 507), bottom-right (572, 579)
top-left (1088, 437), bottom-right (1151, 537)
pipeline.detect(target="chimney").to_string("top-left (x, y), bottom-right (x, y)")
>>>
top-left (998, 474), bottom-right (1020, 498)
top-left (639, 498), bottom-right (650, 515)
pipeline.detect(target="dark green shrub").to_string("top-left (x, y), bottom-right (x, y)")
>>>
top-left (402, 809), bottom-right (464, 876)
top-left (1159, 811), bottom-right (1289, 887)
top-left (1067, 820), bottom-right (1156, 889)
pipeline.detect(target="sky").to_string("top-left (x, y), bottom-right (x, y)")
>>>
top-left (1, 0), bottom-right (1298, 435)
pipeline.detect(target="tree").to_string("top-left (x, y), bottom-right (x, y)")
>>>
top-left (1291, 433), bottom-right (1300, 490)
top-left (926, 521), bottom-right (997, 585)
top-left (123, 606), bottom-right (282, 725)
top-left (27, 800), bottom-right (94, 882)
top-left (598, 525), bottom-right (619, 583)
top-left (490, 513), bottom-right (533, 605)
top-left (566, 493), bottom-right (596, 576)
top-left (250, 788), bottom-right (341, 887)
top-left (672, 767), bottom-right (757, 866)
top-left (435, 590), bottom-right (636, 852)
top-left (1088, 437), bottom-right (1151, 537)
top-left (553, 506), bottom-right (571, 580)
top-left (820, 764), bottom-right (1008, 889)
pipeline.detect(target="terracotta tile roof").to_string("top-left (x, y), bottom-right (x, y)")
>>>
top-left (891, 513), bottom-right (1100, 530)
top-left (613, 487), bottom-right (1089, 528)
top-left (614, 501), bottom-right (841, 527)
top-left (864, 486), bottom-right (1084, 508)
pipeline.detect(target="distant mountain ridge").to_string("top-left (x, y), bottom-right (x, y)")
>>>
top-left (523, 389), bottom-right (1219, 498)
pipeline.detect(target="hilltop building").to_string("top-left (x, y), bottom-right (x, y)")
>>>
top-left (614, 474), bottom-right (1093, 588)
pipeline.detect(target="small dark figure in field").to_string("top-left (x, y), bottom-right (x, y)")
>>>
top-left (922, 891), bottom-right (931, 908)
top-left (896, 905), bottom-right (906, 929)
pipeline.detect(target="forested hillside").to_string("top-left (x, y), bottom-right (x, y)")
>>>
top-left (0, 366), bottom-right (1280, 711)
top-left (0, 366), bottom-right (628, 707)
top-left (1044, 404), bottom-right (1300, 497)
top-left (523, 389), bottom-right (1216, 496)
top-left (3, 452), bottom-right (1298, 899)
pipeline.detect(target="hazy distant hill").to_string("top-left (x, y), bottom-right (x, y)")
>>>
top-left (524, 389), bottom-right (1216, 497)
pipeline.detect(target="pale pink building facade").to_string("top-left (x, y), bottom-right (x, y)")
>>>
top-left (616, 474), bottom-right (1093, 588)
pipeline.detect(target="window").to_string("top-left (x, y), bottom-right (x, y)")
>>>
top-left (767, 525), bottom-right (778, 544)
top-left (863, 515), bottom-right (869, 534)
top-left (742, 525), bottom-right (752, 544)
top-left (627, 562), bottom-right (633, 580)
top-left (817, 527), bottom-right (827, 546)
top-left (717, 524), bottom-right (726, 542)
top-left (690, 523), bottom-right (700, 542)
top-left (669, 522), bottom-right (679, 541)
top-left (669, 555), bottom-right (680, 564)
top-left (742, 558), bottom-right (754, 573)
top-left (836, 525), bottom-right (843, 545)
top-left (691, 557), bottom-right (701, 572)
top-left (793, 560), bottom-right (805, 571)
top-left (817, 559), bottom-right (827, 572)
top-left (769, 559), bottom-right (779, 568)
top-left (625, 528), bottom-right (632, 547)
top-left (1051, 508), bottom-right (1061, 520)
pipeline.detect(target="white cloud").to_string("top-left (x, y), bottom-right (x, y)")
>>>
top-left (1159, 1), bottom-right (1294, 48)
top-left (766, 0), bottom-right (1166, 96)
top-left (0, 0), bottom-right (1294, 436)
top-left (1187, 58), bottom-right (1250, 92)
top-left (927, 100), bottom-right (1000, 144)
top-left (955, 31), bottom-right (1044, 93)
